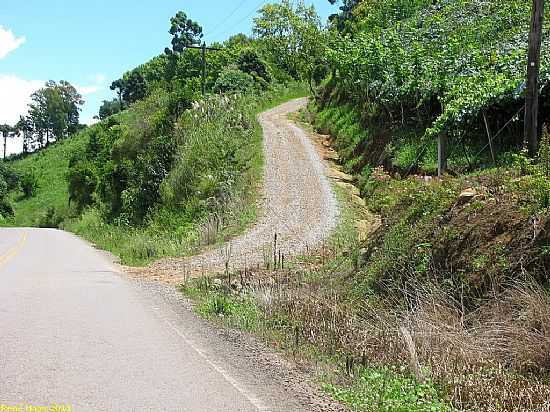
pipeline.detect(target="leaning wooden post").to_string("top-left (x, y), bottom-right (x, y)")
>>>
top-left (483, 111), bottom-right (496, 166)
top-left (273, 233), bottom-right (278, 270)
top-left (437, 134), bottom-right (448, 177)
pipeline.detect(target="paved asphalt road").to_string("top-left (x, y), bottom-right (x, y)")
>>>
top-left (0, 228), bottom-right (319, 412)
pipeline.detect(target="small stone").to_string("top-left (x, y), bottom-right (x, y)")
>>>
top-left (335, 181), bottom-right (360, 197)
top-left (328, 169), bottom-right (354, 182)
top-left (457, 188), bottom-right (477, 205)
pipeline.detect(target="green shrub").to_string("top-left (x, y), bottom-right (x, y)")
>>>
top-left (67, 161), bottom-right (97, 210)
top-left (237, 48), bottom-right (271, 83)
top-left (38, 206), bottom-right (65, 228)
top-left (20, 171), bottom-right (39, 198)
top-left (323, 367), bottom-right (451, 412)
top-left (213, 68), bottom-right (255, 94)
top-left (0, 162), bottom-right (19, 191)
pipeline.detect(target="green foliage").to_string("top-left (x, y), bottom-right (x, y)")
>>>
top-left (20, 170), bottom-right (39, 198)
top-left (355, 176), bottom-right (458, 296)
top-left (181, 280), bottom-right (260, 331)
top-left (213, 68), bottom-right (255, 94)
top-left (67, 160), bottom-right (97, 210)
top-left (26, 80), bottom-right (84, 150)
top-left (38, 206), bottom-right (65, 228)
top-left (98, 98), bottom-right (123, 120)
top-left (253, 0), bottom-right (325, 82)
top-left (236, 48), bottom-right (271, 83)
top-left (323, 367), bottom-right (451, 412)
top-left (61, 84), bottom-right (308, 265)
top-left (2, 129), bottom-right (88, 227)
top-left (312, 103), bottom-right (368, 171)
top-left (510, 130), bottom-right (550, 213)
top-left (538, 126), bottom-right (550, 177)
top-left (0, 162), bottom-right (20, 191)
top-left (321, 0), bottom-right (550, 170)
top-left (165, 11), bottom-right (203, 54)
top-left (0, 174), bottom-right (13, 218)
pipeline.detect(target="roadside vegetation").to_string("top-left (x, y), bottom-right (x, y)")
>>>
top-left (1, 2), bottom-right (317, 266)
top-left (64, 84), bottom-right (306, 265)
top-left (182, 1), bottom-right (550, 412)
top-left (2, 0), bottom-right (550, 411)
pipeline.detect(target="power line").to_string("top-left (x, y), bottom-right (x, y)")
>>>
top-left (208, 0), bottom-right (269, 41)
top-left (206, 0), bottom-right (250, 39)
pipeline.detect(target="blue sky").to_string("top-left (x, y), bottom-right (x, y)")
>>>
top-left (0, 0), bottom-right (336, 145)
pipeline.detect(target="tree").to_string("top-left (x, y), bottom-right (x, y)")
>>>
top-left (110, 70), bottom-right (147, 106)
top-left (27, 80), bottom-right (83, 149)
top-left (0, 124), bottom-right (13, 159)
top-left (110, 79), bottom-right (124, 105)
top-left (164, 11), bottom-right (203, 55)
top-left (98, 99), bottom-right (123, 120)
top-left (213, 67), bottom-right (255, 94)
top-left (225, 33), bottom-right (253, 49)
top-left (237, 48), bottom-right (271, 83)
top-left (58, 80), bottom-right (84, 135)
top-left (122, 71), bottom-right (147, 103)
top-left (15, 116), bottom-right (33, 154)
top-left (524, 0), bottom-right (545, 156)
top-left (253, 0), bottom-right (324, 84)
top-left (328, 0), bottom-right (361, 32)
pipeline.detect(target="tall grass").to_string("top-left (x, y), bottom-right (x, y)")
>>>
top-left (64, 84), bottom-right (308, 265)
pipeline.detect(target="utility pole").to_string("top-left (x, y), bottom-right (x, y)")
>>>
top-left (201, 43), bottom-right (207, 96)
top-left (186, 42), bottom-right (222, 95)
top-left (524, 0), bottom-right (545, 156)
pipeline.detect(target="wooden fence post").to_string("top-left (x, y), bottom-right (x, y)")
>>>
top-left (438, 134), bottom-right (448, 177)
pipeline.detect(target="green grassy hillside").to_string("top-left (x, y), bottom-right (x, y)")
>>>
top-left (4, 84), bottom-right (307, 265)
top-left (5, 133), bottom-right (88, 227)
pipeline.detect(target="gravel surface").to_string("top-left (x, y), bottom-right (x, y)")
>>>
top-left (129, 97), bottom-right (340, 282)
top-left (119, 99), bottom-right (348, 410)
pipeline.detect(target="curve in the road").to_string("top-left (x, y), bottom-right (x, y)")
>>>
top-left (139, 97), bottom-right (340, 280)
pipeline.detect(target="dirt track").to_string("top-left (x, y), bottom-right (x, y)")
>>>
top-left (131, 98), bottom-right (339, 282)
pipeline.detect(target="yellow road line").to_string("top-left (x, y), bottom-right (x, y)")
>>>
top-left (0, 231), bottom-right (27, 269)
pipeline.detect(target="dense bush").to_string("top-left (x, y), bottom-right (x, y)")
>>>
top-left (20, 171), bottom-right (39, 198)
top-left (67, 161), bottom-right (97, 210)
top-left (213, 68), bottom-right (255, 94)
top-left (320, 0), bottom-right (550, 172)
top-left (236, 48), bottom-right (271, 83)
top-left (0, 162), bottom-right (20, 191)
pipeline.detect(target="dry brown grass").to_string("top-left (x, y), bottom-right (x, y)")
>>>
top-left (247, 274), bottom-right (550, 411)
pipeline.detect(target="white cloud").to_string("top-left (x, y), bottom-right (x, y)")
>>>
top-left (0, 26), bottom-right (25, 59)
top-left (0, 74), bottom-right (43, 155)
top-left (77, 73), bottom-right (106, 96)
top-left (0, 74), bottom-right (43, 125)
top-left (0, 74), bottom-right (104, 154)
top-left (93, 73), bottom-right (106, 84)
top-left (77, 85), bottom-right (100, 95)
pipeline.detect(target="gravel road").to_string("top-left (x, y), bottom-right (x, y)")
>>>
top-left (134, 97), bottom-right (340, 281)
top-left (0, 100), bottom-right (349, 411)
